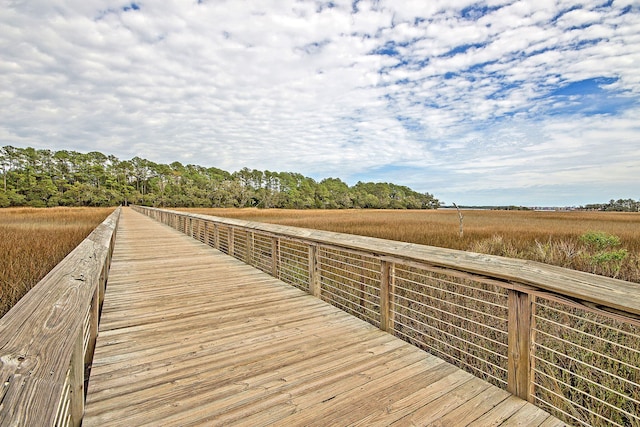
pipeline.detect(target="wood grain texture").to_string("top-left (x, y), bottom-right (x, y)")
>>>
top-left (0, 207), bottom-right (120, 426)
top-left (84, 208), bottom-right (563, 426)
top-left (508, 289), bottom-right (532, 401)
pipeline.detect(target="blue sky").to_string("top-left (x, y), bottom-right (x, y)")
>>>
top-left (1, 0), bottom-right (639, 206)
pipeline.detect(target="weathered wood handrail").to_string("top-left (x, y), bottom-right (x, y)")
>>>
top-left (0, 207), bottom-right (121, 426)
top-left (135, 206), bottom-right (639, 426)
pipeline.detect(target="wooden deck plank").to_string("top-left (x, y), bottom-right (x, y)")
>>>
top-left (84, 208), bottom-right (565, 426)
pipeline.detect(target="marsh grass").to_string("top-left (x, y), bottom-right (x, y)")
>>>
top-left (139, 206), bottom-right (640, 426)
top-left (0, 207), bottom-right (113, 318)
top-left (179, 207), bottom-right (640, 426)
top-left (533, 298), bottom-right (640, 426)
top-left (182, 208), bottom-right (640, 283)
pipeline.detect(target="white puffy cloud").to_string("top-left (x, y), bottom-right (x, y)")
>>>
top-left (1, 0), bottom-right (638, 205)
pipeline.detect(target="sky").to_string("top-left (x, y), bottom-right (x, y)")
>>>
top-left (1, 0), bottom-right (639, 206)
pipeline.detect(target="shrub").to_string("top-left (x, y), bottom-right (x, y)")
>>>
top-left (579, 231), bottom-right (621, 251)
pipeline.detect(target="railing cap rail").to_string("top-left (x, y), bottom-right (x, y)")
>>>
top-left (0, 206), bottom-right (121, 425)
top-left (142, 206), bottom-right (640, 318)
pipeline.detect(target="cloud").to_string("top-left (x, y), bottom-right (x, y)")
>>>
top-left (1, 0), bottom-right (639, 205)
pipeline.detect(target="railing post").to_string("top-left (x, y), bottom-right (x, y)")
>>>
top-left (247, 232), bottom-right (254, 265)
top-left (229, 228), bottom-right (235, 256)
top-left (246, 232), bottom-right (252, 264)
top-left (98, 263), bottom-right (106, 310)
top-left (69, 329), bottom-right (84, 426)
top-left (272, 237), bottom-right (279, 277)
top-left (214, 224), bottom-right (219, 249)
top-left (86, 284), bottom-right (100, 367)
top-left (380, 261), bottom-right (395, 332)
top-left (508, 289), bottom-right (533, 401)
top-left (308, 244), bottom-right (321, 297)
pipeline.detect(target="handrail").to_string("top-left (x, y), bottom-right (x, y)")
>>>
top-left (134, 206), bottom-right (639, 427)
top-left (0, 207), bottom-right (121, 426)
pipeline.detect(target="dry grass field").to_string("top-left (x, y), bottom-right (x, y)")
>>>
top-left (181, 208), bottom-right (640, 283)
top-left (172, 207), bottom-right (640, 426)
top-left (0, 207), bottom-right (113, 318)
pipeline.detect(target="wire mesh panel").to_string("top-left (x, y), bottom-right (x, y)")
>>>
top-left (532, 297), bottom-right (640, 427)
top-left (392, 264), bottom-right (510, 388)
top-left (208, 223), bottom-right (218, 248)
top-left (278, 239), bottom-right (310, 292)
top-left (318, 247), bottom-right (381, 327)
top-left (251, 232), bottom-right (274, 274)
top-left (217, 226), bottom-right (230, 255)
top-left (194, 219), bottom-right (205, 243)
top-left (232, 229), bottom-right (250, 263)
top-left (190, 218), bottom-right (196, 238)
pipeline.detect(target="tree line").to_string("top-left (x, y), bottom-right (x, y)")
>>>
top-left (583, 199), bottom-right (640, 212)
top-left (0, 146), bottom-right (440, 209)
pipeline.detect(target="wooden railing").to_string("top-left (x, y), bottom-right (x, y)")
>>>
top-left (135, 206), bottom-right (640, 427)
top-left (0, 207), bottom-right (120, 427)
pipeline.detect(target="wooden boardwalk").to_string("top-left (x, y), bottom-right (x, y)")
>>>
top-left (84, 208), bottom-right (564, 426)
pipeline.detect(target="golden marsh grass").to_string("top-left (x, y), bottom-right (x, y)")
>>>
top-left (0, 207), bottom-right (113, 318)
top-left (148, 206), bottom-right (639, 426)
top-left (181, 208), bottom-right (640, 283)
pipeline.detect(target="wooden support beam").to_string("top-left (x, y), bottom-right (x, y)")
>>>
top-left (508, 289), bottom-right (533, 401)
top-left (272, 237), bottom-right (279, 277)
top-left (69, 326), bottom-right (85, 426)
top-left (380, 261), bottom-right (394, 332)
top-left (309, 244), bottom-right (321, 298)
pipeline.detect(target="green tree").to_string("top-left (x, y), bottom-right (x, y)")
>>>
top-left (0, 146), bottom-right (442, 209)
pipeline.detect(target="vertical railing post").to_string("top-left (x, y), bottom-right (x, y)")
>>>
top-left (308, 244), bottom-right (321, 297)
top-left (214, 224), bottom-right (219, 249)
top-left (98, 264), bottom-right (106, 310)
top-left (248, 232), bottom-right (254, 265)
top-left (380, 261), bottom-right (395, 332)
top-left (508, 289), bottom-right (533, 401)
top-left (69, 329), bottom-right (84, 426)
top-left (86, 283), bottom-right (100, 368)
top-left (271, 237), bottom-right (279, 277)
top-left (246, 232), bottom-right (252, 265)
top-left (229, 228), bottom-right (235, 256)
